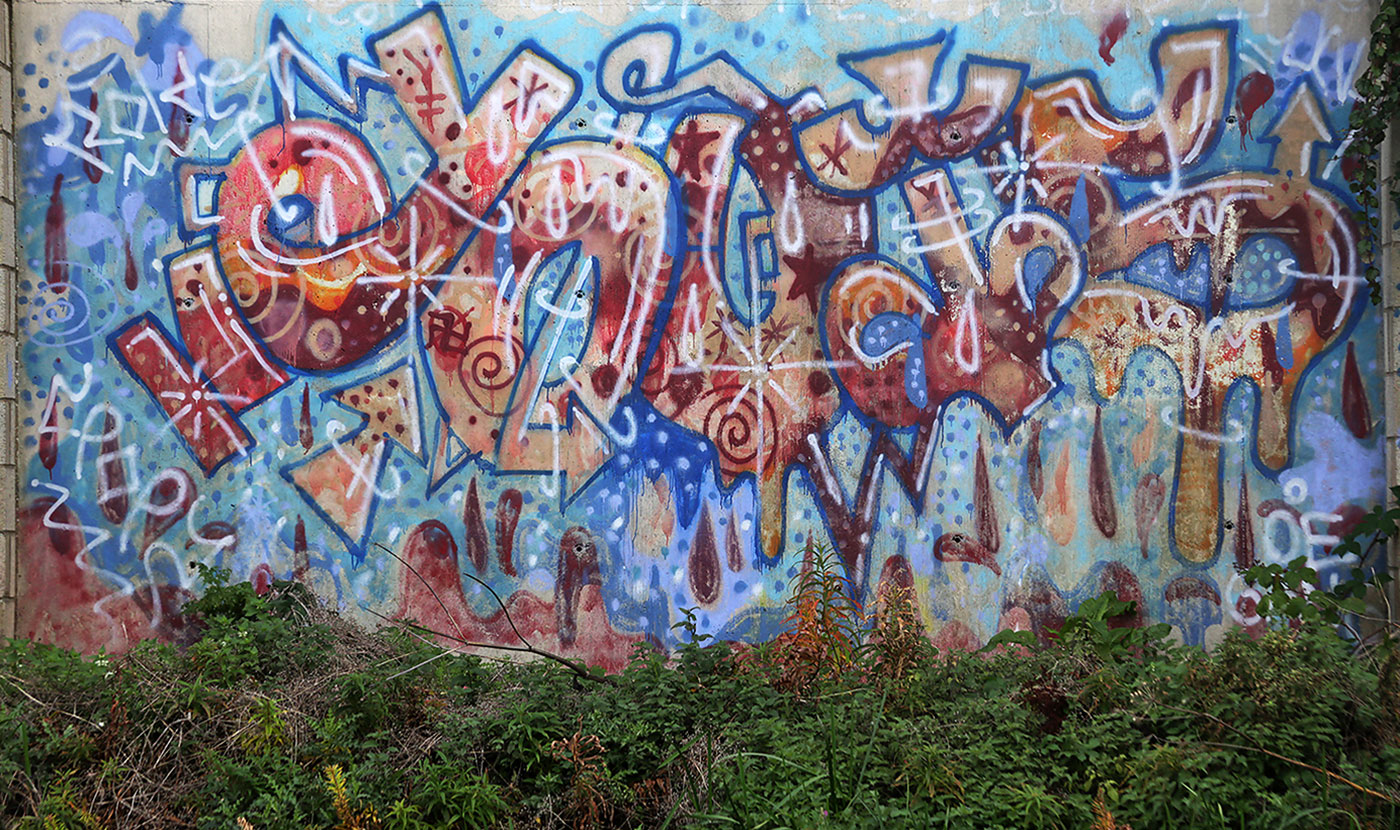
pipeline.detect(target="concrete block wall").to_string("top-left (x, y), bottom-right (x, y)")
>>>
top-left (0, 0), bottom-right (14, 641)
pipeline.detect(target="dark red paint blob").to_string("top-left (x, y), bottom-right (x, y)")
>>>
top-left (1341, 342), bottom-right (1372, 440)
top-left (123, 237), bottom-right (140, 291)
top-left (1098, 562), bottom-right (1144, 628)
top-left (1088, 408), bottom-right (1118, 538)
top-left (1027, 421), bottom-right (1044, 501)
top-left (933, 531), bottom-right (1001, 576)
top-left (1171, 68), bottom-right (1213, 120)
top-left (44, 175), bottom-right (69, 294)
top-left (1098, 11), bottom-right (1129, 65)
top-left (293, 515), bottom-right (309, 579)
top-left (495, 488), bottom-right (523, 576)
top-left (877, 554), bottom-right (915, 594)
top-left (1235, 71), bottom-right (1275, 143)
top-left (141, 467), bottom-right (195, 550)
top-left (1164, 576), bottom-right (1220, 605)
top-left (556, 527), bottom-right (602, 646)
top-left (82, 92), bottom-right (103, 184)
top-left (463, 478), bottom-right (489, 574)
top-left (189, 521), bottom-right (236, 552)
top-left (725, 513), bottom-right (744, 573)
top-left (96, 410), bottom-right (129, 526)
top-left (973, 438), bottom-right (1001, 553)
top-left (689, 505), bottom-right (721, 605)
top-left (299, 385), bottom-right (314, 452)
top-left (1325, 503), bottom-right (1369, 554)
top-left (1132, 473), bottom-right (1165, 558)
top-left (251, 563), bottom-right (274, 596)
top-left (1235, 471), bottom-right (1256, 571)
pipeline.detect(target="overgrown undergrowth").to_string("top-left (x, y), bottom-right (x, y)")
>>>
top-left (2, 562), bottom-right (1399, 830)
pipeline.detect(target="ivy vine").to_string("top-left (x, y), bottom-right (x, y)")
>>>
top-left (1346, 0), bottom-right (1399, 305)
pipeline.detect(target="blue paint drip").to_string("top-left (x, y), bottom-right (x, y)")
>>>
top-left (1068, 174), bottom-right (1091, 244)
top-left (1021, 246), bottom-right (1057, 309)
top-left (1274, 313), bottom-right (1294, 369)
top-left (860, 313), bottom-right (927, 407)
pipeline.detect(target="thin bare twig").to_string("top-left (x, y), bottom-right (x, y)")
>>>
top-left (357, 603), bottom-right (613, 685)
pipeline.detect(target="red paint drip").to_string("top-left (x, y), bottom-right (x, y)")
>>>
top-left (1132, 473), bottom-right (1165, 558)
top-left (44, 175), bottom-right (69, 294)
top-left (1088, 407), bottom-right (1118, 538)
top-left (556, 527), bottom-right (601, 646)
top-left (463, 477), bottom-right (489, 574)
top-left (82, 92), bottom-right (104, 184)
top-left (689, 505), bottom-right (721, 605)
top-left (123, 237), bottom-right (140, 291)
top-left (973, 437), bottom-right (1000, 553)
top-left (168, 53), bottom-right (190, 150)
top-left (38, 383), bottom-right (60, 474)
top-left (1027, 421), bottom-right (1044, 501)
top-left (96, 410), bottom-right (129, 525)
top-left (1098, 11), bottom-right (1129, 66)
top-left (1341, 341), bottom-right (1372, 439)
top-left (294, 515), bottom-right (309, 579)
top-left (142, 468), bottom-right (195, 551)
top-left (299, 385), bottom-right (314, 452)
top-left (1235, 71), bottom-right (1275, 145)
top-left (495, 488), bottom-right (523, 576)
top-left (725, 512), bottom-right (744, 573)
top-left (1234, 471), bottom-right (1256, 571)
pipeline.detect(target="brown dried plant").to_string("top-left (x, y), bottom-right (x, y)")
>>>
top-left (771, 540), bottom-right (865, 692)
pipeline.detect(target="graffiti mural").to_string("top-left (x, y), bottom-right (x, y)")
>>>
top-left (12, 0), bottom-right (1385, 668)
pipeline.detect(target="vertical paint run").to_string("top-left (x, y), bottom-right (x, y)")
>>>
top-left (974, 437), bottom-right (1001, 553)
top-left (1342, 342), bottom-right (1372, 440)
top-left (1132, 473), bottom-right (1165, 558)
top-left (294, 515), bottom-right (309, 580)
top-left (123, 237), bottom-right (140, 292)
top-left (464, 478), bottom-right (489, 574)
top-left (44, 175), bottom-right (68, 293)
top-left (1098, 11), bottom-right (1129, 65)
top-left (299, 385), bottom-right (314, 452)
top-left (495, 489), bottom-right (523, 576)
top-left (726, 513), bottom-right (745, 573)
top-left (96, 410), bottom-right (129, 525)
top-left (168, 54), bottom-right (191, 151)
top-left (1234, 470), bottom-right (1256, 571)
top-left (1089, 408), bottom-right (1118, 539)
top-left (1027, 421), bottom-right (1044, 502)
top-left (689, 505), bottom-right (722, 605)
top-left (82, 92), bottom-right (103, 184)
top-left (1235, 72), bottom-right (1275, 143)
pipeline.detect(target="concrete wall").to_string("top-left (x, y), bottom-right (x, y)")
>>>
top-left (3, 0), bottom-right (1389, 666)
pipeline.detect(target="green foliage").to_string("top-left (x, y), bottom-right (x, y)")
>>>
top-left (2, 561), bottom-right (1399, 829)
top-left (1345, 0), bottom-right (1400, 304)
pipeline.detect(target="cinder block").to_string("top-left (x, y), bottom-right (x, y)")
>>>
top-left (0, 335), bottom-right (13, 399)
top-left (0, 597), bottom-right (15, 640)
top-left (0, 268), bottom-right (12, 335)
top-left (0, 3), bottom-right (10, 70)
top-left (0, 201), bottom-right (14, 268)
top-left (0, 533), bottom-right (12, 597)
top-left (0, 135), bottom-right (12, 201)
top-left (0, 400), bottom-right (14, 467)
top-left (0, 68), bottom-right (11, 136)
top-left (0, 468), bottom-right (13, 534)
